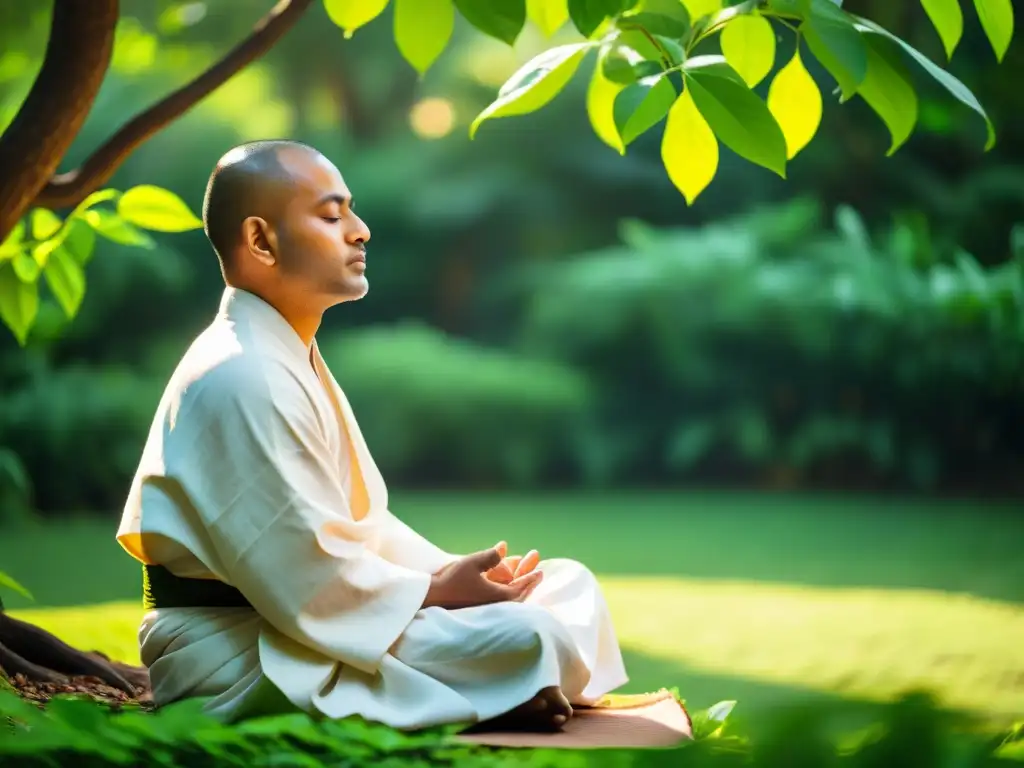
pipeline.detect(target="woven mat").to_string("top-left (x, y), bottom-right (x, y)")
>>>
top-left (456, 690), bottom-right (692, 749)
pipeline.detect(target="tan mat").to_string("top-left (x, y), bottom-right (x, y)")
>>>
top-left (456, 690), bottom-right (693, 749)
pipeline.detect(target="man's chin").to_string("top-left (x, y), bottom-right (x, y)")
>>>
top-left (335, 276), bottom-right (368, 303)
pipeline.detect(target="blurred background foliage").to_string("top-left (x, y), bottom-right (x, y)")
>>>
top-left (0, 0), bottom-right (1021, 522)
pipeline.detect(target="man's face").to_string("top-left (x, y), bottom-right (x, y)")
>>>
top-left (274, 147), bottom-right (371, 302)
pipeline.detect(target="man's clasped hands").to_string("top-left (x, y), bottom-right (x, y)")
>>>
top-left (422, 541), bottom-right (543, 610)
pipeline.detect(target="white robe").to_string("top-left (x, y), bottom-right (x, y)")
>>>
top-left (116, 287), bottom-right (628, 728)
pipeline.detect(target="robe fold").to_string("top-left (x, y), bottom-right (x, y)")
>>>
top-left (116, 287), bottom-right (628, 728)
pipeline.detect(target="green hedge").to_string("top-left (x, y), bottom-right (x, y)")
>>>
top-left (318, 323), bottom-right (591, 489)
top-left (517, 200), bottom-right (1024, 491)
top-left (1, 686), bottom-right (1021, 767)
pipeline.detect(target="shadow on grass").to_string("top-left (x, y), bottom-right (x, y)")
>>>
top-left (617, 647), bottom-right (1013, 741)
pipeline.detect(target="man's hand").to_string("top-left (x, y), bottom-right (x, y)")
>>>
top-left (485, 541), bottom-right (540, 585)
top-left (423, 546), bottom-right (543, 610)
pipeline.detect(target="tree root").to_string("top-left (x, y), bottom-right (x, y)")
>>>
top-left (0, 612), bottom-right (149, 695)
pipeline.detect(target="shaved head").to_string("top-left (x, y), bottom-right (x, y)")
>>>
top-left (200, 139), bottom-right (371, 312)
top-left (202, 139), bottom-right (317, 269)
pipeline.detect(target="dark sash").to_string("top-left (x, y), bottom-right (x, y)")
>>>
top-left (142, 564), bottom-right (253, 611)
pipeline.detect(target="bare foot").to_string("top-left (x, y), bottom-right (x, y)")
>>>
top-left (471, 686), bottom-right (573, 732)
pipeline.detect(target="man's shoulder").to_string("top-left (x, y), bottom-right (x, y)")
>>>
top-left (173, 324), bottom-right (306, 413)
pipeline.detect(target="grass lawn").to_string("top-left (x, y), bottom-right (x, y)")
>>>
top-left (3, 491), bottom-right (1023, 732)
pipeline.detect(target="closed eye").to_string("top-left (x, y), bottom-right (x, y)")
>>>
top-left (322, 217), bottom-right (341, 223)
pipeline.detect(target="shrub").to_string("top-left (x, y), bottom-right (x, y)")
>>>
top-left (318, 323), bottom-right (592, 488)
top-left (517, 201), bottom-right (1024, 491)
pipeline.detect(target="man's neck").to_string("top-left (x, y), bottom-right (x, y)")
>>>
top-left (229, 281), bottom-right (323, 348)
top-left (275, 300), bottom-right (322, 348)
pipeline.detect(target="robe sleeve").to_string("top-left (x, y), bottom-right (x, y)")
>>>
top-left (375, 510), bottom-right (462, 575)
top-left (175, 361), bottom-right (431, 675)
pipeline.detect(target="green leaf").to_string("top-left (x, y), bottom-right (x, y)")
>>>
top-left (920, 0), bottom-right (964, 59)
top-left (470, 42), bottom-right (594, 137)
top-left (856, 34), bottom-right (918, 155)
top-left (569, 0), bottom-right (631, 37)
top-left (62, 218), bottom-right (97, 265)
top-left (685, 58), bottom-right (788, 177)
top-left (614, 72), bottom-right (678, 146)
top-left (527, 0), bottom-right (569, 36)
top-left (30, 208), bottom-right (62, 240)
top-left (44, 246), bottom-right (87, 318)
top-left (83, 209), bottom-right (156, 247)
top-left (0, 261), bottom-right (39, 345)
top-left (767, 47), bottom-right (822, 159)
top-left (624, 12), bottom-right (690, 37)
top-left (453, 0), bottom-right (527, 44)
top-left (802, 13), bottom-right (867, 100)
top-left (973, 0), bottom-right (1014, 62)
top-left (628, 0), bottom-right (691, 36)
top-left (720, 13), bottom-right (777, 87)
top-left (682, 0), bottom-right (721, 20)
top-left (587, 48), bottom-right (629, 153)
top-left (602, 46), bottom-right (642, 83)
top-left (855, 15), bottom-right (995, 149)
top-left (0, 570), bottom-right (33, 600)
top-left (71, 188), bottom-right (119, 216)
top-left (395, 0), bottom-right (454, 74)
top-left (117, 184), bottom-right (202, 232)
top-left (0, 220), bottom-right (25, 260)
top-left (13, 252), bottom-right (40, 282)
top-left (661, 87), bottom-right (719, 204)
top-left (323, 0), bottom-right (391, 37)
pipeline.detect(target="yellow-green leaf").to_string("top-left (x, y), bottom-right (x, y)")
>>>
top-left (682, 0), bottom-right (721, 21)
top-left (528, 0), bottom-right (569, 36)
top-left (44, 246), bottom-right (86, 319)
top-left (395, 0), bottom-right (454, 74)
top-left (13, 252), bottom-right (39, 282)
top-left (324, 0), bottom-right (390, 37)
top-left (0, 261), bottom-right (39, 346)
top-left (83, 209), bottom-right (156, 248)
top-left (0, 220), bottom-right (25, 260)
top-left (856, 36), bottom-right (918, 155)
top-left (920, 0), bottom-right (963, 59)
top-left (117, 185), bottom-right (202, 232)
top-left (30, 208), bottom-right (62, 240)
top-left (856, 17), bottom-right (993, 149)
top-left (973, 0), bottom-right (1014, 62)
top-left (62, 218), bottom-right (97, 266)
top-left (720, 14), bottom-right (777, 88)
top-left (587, 52), bottom-right (628, 153)
top-left (470, 43), bottom-right (594, 138)
top-left (767, 48), bottom-right (821, 159)
top-left (661, 88), bottom-right (719, 204)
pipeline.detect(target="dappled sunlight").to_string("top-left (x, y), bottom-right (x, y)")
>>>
top-left (602, 576), bottom-right (1024, 721)
top-left (12, 573), bottom-right (1023, 724)
top-left (197, 65), bottom-right (296, 140)
top-left (410, 97), bottom-right (456, 139)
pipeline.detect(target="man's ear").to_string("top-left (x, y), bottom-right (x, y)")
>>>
top-left (241, 216), bottom-right (276, 267)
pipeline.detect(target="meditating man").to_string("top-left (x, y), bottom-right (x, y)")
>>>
top-left (116, 140), bottom-right (628, 732)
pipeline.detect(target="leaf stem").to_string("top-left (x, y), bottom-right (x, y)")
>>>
top-left (621, 23), bottom-right (673, 69)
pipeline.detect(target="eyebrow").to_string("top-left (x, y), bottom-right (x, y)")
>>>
top-left (316, 193), bottom-right (351, 208)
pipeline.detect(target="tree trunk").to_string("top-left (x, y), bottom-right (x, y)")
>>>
top-left (0, 0), bottom-right (316, 244)
top-left (0, 0), bottom-right (119, 242)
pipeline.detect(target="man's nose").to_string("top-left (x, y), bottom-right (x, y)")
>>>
top-left (348, 214), bottom-right (371, 244)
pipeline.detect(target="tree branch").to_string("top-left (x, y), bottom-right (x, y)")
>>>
top-left (34, 0), bottom-right (316, 211)
top-left (0, 0), bottom-right (120, 242)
